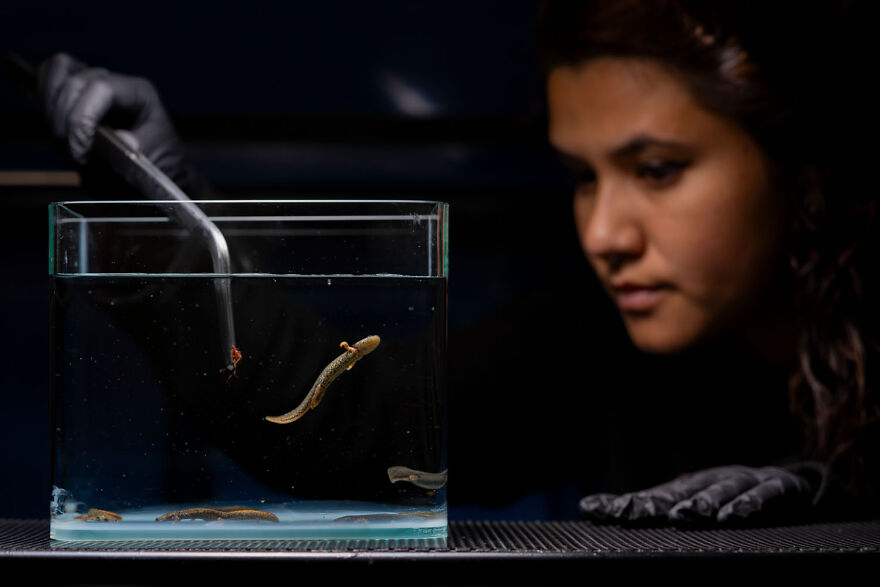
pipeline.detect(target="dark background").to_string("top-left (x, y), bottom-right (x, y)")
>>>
top-left (0, 0), bottom-right (591, 520)
top-left (0, 1), bottom-right (797, 521)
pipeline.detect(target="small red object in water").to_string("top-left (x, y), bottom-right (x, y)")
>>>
top-left (220, 345), bottom-right (242, 382)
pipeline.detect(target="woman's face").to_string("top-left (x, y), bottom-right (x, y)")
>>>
top-left (548, 57), bottom-right (786, 353)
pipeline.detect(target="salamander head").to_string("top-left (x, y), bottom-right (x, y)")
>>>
top-left (387, 465), bottom-right (409, 483)
top-left (354, 335), bottom-right (381, 355)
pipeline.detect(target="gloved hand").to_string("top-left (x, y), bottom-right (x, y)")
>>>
top-left (38, 52), bottom-right (193, 190)
top-left (580, 463), bottom-right (827, 525)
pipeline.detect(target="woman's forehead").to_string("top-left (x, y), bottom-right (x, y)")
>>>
top-left (547, 57), bottom-right (729, 158)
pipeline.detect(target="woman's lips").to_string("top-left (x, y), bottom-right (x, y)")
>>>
top-left (613, 284), bottom-right (668, 312)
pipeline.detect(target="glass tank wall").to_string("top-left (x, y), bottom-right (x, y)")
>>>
top-left (49, 200), bottom-right (448, 541)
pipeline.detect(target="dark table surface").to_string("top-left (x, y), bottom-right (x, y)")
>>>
top-left (2, 518), bottom-right (879, 586)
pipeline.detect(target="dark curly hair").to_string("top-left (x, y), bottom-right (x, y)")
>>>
top-left (538, 0), bottom-right (880, 496)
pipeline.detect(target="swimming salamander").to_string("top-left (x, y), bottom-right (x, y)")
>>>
top-left (155, 506), bottom-right (279, 523)
top-left (265, 335), bottom-right (381, 424)
top-left (73, 508), bottom-right (122, 522)
top-left (387, 466), bottom-right (448, 490)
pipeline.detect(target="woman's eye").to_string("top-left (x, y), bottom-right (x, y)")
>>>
top-left (636, 160), bottom-right (689, 186)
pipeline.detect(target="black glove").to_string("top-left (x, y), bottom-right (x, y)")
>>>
top-left (580, 463), bottom-right (826, 525)
top-left (38, 52), bottom-right (201, 194)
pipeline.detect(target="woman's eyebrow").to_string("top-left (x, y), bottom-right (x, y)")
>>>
top-left (612, 134), bottom-right (690, 159)
top-left (553, 135), bottom-right (691, 169)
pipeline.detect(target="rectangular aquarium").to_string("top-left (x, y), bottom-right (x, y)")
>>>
top-left (49, 200), bottom-right (448, 541)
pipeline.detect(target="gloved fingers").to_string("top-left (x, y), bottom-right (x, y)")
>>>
top-left (716, 480), bottom-right (791, 522)
top-left (588, 486), bottom-right (685, 521)
top-left (609, 491), bottom-right (662, 520)
top-left (65, 74), bottom-right (118, 163)
top-left (668, 470), bottom-right (759, 522)
top-left (64, 73), bottom-right (157, 164)
top-left (717, 470), bottom-right (813, 523)
top-left (586, 492), bottom-right (688, 523)
top-left (639, 465), bottom-right (747, 505)
top-left (580, 469), bottom-right (733, 523)
top-left (46, 62), bottom-right (107, 137)
top-left (579, 493), bottom-right (617, 521)
top-left (102, 76), bottom-right (178, 160)
top-left (36, 54), bottom-right (196, 197)
top-left (39, 53), bottom-right (87, 124)
top-left (92, 74), bottom-right (160, 119)
top-left (581, 465), bottom-right (816, 526)
top-left (48, 68), bottom-right (111, 160)
top-left (39, 52), bottom-right (160, 164)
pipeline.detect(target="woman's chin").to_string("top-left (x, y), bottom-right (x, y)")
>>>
top-left (623, 315), bottom-right (710, 355)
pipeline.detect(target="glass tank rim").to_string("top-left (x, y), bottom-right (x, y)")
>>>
top-left (51, 198), bottom-right (449, 206)
top-left (51, 272), bottom-right (447, 278)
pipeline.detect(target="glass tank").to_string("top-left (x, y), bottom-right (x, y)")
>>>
top-left (49, 200), bottom-right (448, 541)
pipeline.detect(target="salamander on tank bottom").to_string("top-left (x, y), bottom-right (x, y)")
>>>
top-left (265, 335), bottom-right (380, 424)
top-left (73, 508), bottom-right (122, 522)
top-left (332, 511), bottom-right (442, 523)
top-left (155, 506), bottom-right (279, 523)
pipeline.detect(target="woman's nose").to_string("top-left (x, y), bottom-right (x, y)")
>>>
top-left (575, 184), bottom-right (645, 271)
